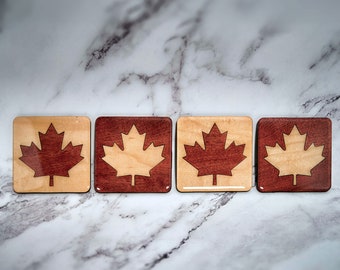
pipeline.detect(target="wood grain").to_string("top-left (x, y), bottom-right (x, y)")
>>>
top-left (95, 117), bottom-right (172, 193)
top-left (177, 116), bottom-right (252, 192)
top-left (256, 118), bottom-right (331, 192)
top-left (13, 116), bottom-right (91, 193)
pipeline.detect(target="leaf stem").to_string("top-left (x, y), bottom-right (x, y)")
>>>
top-left (213, 174), bottom-right (217, 185)
top-left (131, 175), bottom-right (135, 186)
top-left (49, 175), bottom-right (54, 186)
top-left (293, 174), bottom-right (297, 186)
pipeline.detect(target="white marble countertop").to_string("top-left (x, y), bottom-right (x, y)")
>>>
top-left (1, 0), bottom-right (340, 269)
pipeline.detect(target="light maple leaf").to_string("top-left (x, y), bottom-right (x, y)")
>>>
top-left (265, 125), bottom-right (325, 185)
top-left (20, 123), bottom-right (84, 186)
top-left (184, 123), bottom-right (246, 185)
top-left (102, 125), bottom-right (165, 186)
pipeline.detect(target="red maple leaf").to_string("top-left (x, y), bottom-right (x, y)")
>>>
top-left (19, 123), bottom-right (84, 186)
top-left (184, 123), bottom-right (246, 185)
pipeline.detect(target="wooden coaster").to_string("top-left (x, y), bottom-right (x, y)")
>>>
top-left (95, 117), bottom-right (172, 193)
top-left (257, 118), bottom-right (331, 192)
top-left (13, 116), bottom-right (91, 193)
top-left (177, 116), bottom-right (252, 192)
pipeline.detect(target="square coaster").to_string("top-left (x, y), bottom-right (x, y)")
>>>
top-left (177, 116), bottom-right (252, 192)
top-left (95, 117), bottom-right (172, 193)
top-left (13, 116), bottom-right (91, 193)
top-left (257, 118), bottom-right (331, 192)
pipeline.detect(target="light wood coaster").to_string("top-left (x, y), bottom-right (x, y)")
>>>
top-left (13, 116), bottom-right (91, 193)
top-left (177, 116), bottom-right (252, 192)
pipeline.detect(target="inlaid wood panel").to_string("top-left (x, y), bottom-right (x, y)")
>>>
top-left (257, 118), bottom-right (331, 192)
top-left (177, 116), bottom-right (252, 192)
top-left (13, 116), bottom-right (91, 193)
top-left (95, 117), bottom-right (172, 193)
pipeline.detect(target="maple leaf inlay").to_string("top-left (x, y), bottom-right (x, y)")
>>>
top-left (265, 125), bottom-right (325, 185)
top-left (183, 123), bottom-right (246, 185)
top-left (19, 123), bottom-right (84, 186)
top-left (102, 125), bottom-right (165, 186)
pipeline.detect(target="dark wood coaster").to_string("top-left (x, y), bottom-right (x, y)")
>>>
top-left (257, 118), bottom-right (331, 192)
top-left (95, 117), bottom-right (172, 193)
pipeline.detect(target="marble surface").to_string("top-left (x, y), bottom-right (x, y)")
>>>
top-left (1, 0), bottom-right (340, 269)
